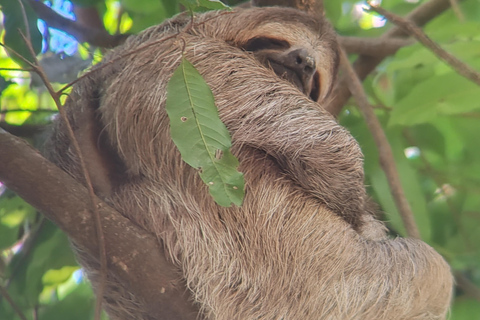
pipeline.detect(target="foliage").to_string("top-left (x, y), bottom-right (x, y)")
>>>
top-left (166, 57), bottom-right (244, 207)
top-left (0, 0), bottom-right (479, 319)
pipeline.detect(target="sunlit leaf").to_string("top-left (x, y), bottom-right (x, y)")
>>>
top-left (43, 266), bottom-right (79, 286)
top-left (0, 75), bottom-right (14, 96)
top-left (166, 57), bottom-right (244, 207)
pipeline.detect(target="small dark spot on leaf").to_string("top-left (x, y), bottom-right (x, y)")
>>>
top-left (181, 116), bottom-right (188, 122)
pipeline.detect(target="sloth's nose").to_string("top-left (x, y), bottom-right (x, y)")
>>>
top-left (287, 48), bottom-right (316, 76)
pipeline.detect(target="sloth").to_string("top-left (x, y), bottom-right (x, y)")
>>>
top-left (45, 6), bottom-right (453, 320)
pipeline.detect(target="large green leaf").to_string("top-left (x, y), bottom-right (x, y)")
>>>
top-left (166, 57), bottom-right (244, 207)
top-left (0, 0), bottom-right (42, 67)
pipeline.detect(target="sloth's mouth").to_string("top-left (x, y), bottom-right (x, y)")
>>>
top-left (267, 60), bottom-right (320, 102)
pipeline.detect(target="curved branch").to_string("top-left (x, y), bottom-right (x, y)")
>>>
top-left (27, 0), bottom-right (128, 48)
top-left (0, 128), bottom-right (199, 320)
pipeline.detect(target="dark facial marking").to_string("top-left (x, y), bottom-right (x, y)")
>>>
top-left (242, 37), bottom-right (291, 51)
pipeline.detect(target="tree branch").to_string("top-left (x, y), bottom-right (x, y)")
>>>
top-left (339, 36), bottom-right (413, 57)
top-left (0, 129), bottom-right (199, 320)
top-left (326, 0), bottom-right (458, 116)
top-left (448, 0), bottom-right (465, 21)
top-left (27, 0), bottom-right (128, 48)
top-left (337, 45), bottom-right (420, 239)
top-left (455, 272), bottom-right (480, 302)
top-left (370, 4), bottom-right (480, 87)
top-left (0, 122), bottom-right (45, 138)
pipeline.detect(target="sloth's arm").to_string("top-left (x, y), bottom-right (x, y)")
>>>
top-left (182, 39), bottom-right (368, 221)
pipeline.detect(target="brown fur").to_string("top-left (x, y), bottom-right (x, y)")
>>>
top-left (44, 7), bottom-right (453, 320)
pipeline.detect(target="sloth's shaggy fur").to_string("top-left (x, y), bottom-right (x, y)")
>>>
top-left (45, 7), bottom-right (453, 320)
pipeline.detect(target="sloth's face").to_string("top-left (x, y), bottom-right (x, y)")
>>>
top-left (238, 22), bottom-right (338, 103)
top-left (242, 36), bottom-right (321, 102)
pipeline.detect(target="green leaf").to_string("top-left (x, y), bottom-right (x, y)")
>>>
top-left (389, 72), bottom-right (480, 126)
top-left (0, 75), bottom-right (14, 96)
top-left (6, 220), bottom-right (77, 307)
top-left (0, 0), bottom-right (42, 67)
top-left (0, 192), bottom-right (35, 250)
top-left (39, 282), bottom-right (96, 320)
top-left (179, 0), bottom-right (230, 12)
top-left (42, 266), bottom-right (79, 286)
top-left (166, 57), bottom-right (244, 207)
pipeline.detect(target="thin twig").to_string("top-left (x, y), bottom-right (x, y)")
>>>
top-left (339, 36), bottom-right (413, 57)
top-left (0, 43), bottom-right (34, 68)
top-left (369, 3), bottom-right (480, 87)
top-left (0, 285), bottom-right (28, 320)
top-left (19, 29), bottom-right (108, 320)
top-left (17, 0), bottom-right (31, 44)
top-left (338, 44), bottom-right (420, 239)
top-left (448, 0), bottom-right (465, 22)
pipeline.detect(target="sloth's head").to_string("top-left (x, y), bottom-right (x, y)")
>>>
top-left (220, 8), bottom-right (339, 103)
top-left (155, 7), bottom-right (338, 103)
